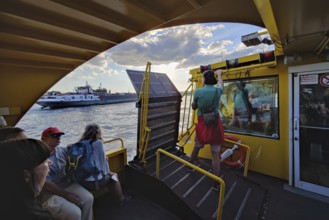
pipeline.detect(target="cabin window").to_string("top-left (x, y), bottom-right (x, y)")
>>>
top-left (221, 76), bottom-right (279, 139)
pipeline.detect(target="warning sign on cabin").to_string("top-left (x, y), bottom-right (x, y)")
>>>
top-left (319, 74), bottom-right (329, 87)
top-left (300, 74), bottom-right (318, 85)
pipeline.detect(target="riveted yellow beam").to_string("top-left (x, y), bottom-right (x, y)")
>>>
top-left (253, 0), bottom-right (284, 56)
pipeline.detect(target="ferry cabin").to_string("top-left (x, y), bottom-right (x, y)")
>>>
top-left (183, 51), bottom-right (329, 197)
top-left (0, 0), bottom-right (328, 219)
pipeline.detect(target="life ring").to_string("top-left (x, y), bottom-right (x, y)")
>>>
top-left (222, 135), bottom-right (247, 168)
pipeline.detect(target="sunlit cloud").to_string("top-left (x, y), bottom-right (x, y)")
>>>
top-left (51, 23), bottom-right (269, 92)
top-left (109, 23), bottom-right (226, 68)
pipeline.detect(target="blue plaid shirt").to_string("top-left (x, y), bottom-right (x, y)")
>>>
top-left (46, 146), bottom-right (70, 188)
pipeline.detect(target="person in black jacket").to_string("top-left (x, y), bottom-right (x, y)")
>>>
top-left (0, 126), bottom-right (27, 141)
top-left (0, 139), bottom-right (51, 220)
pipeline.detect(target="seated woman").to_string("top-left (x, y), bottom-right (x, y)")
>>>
top-left (79, 123), bottom-right (131, 207)
top-left (0, 138), bottom-right (51, 219)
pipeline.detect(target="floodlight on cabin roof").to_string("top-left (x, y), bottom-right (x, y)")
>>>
top-left (241, 31), bottom-right (273, 47)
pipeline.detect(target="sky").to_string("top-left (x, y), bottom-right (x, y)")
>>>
top-left (50, 22), bottom-right (273, 93)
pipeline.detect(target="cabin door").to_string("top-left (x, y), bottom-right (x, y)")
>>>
top-left (293, 70), bottom-right (329, 196)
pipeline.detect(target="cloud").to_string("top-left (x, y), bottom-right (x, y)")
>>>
top-left (53, 23), bottom-right (272, 92)
top-left (84, 53), bottom-right (108, 70)
top-left (80, 75), bottom-right (96, 80)
top-left (107, 23), bottom-right (271, 71)
top-left (108, 23), bottom-right (227, 68)
top-left (73, 52), bottom-right (116, 78)
top-left (230, 42), bottom-right (273, 58)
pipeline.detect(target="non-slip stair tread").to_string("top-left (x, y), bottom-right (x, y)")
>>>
top-left (141, 153), bottom-right (329, 220)
top-left (95, 158), bottom-right (329, 220)
top-left (144, 154), bottom-right (268, 220)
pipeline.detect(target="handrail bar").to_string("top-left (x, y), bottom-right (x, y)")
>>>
top-left (156, 149), bottom-right (225, 220)
top-left (224, 138), bottom-right (250, 177)
top-left (103, 138), bottom-right (125, 148)
top-left (138, 62), bottom-right (151, 164)
top-left (179, 76), bottom-right (199, 142)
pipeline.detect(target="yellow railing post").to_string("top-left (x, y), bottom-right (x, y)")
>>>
top-left (103, 138), bottom-right (125, 148)
top-left (156, 149), bottom-right (225, 220)
top-left (178, 75), bottom-right (200, 146)
top-left (140, 127), bottom-right (151, 163)
top-left (180, 81), bottom-right (195, 134)
top-left (103, 138), bottom-right (127, 165)
top-left (138, 62), bottom-right (151, 165)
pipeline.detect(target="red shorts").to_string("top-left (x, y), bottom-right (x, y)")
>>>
top-left (195, 116), bottom-right (224, 146)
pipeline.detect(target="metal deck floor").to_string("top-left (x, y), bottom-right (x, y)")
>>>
top-left (94, 152), bottom-right (329, 220)
top-left (144, 154), bottom-right (268, 220)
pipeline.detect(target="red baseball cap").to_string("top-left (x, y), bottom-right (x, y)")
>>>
top-left (42, 127), bottom-right (65, 137)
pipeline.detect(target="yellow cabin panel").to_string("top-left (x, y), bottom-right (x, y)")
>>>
top-left (183, 55), bottom-right (291, 180)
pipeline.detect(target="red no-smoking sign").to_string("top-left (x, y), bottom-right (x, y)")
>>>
top-left (320, 74), bottom-right (329, 87)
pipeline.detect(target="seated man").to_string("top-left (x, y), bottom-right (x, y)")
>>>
top-left (39, 127), bottom-right (94, 220)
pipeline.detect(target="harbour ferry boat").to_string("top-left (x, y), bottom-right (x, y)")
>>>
top-left (36, 84), bottom-right (137, 109)
top-left (1, 0), bottom-right (329, 220)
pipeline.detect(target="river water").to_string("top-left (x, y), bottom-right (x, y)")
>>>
top-left (17, 102), bottom-right (138, 161)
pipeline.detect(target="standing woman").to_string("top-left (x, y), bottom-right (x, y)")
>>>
top-left (0, 139), bottom-right (51, 219)
top-left (189, 69), bottom-right (225, 191)
top-left (79, 123), bottom-right (131, 207)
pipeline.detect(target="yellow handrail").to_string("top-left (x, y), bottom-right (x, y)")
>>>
top-left (179, 82), bottom-right (192, 136)
top-left (178, 77), bottom-right (197, 144)
top-left (224, 138), bottom-right (251, 177)
top-left (140, 127), bottom-right (151, 163)
top-left (156, 149), bottom-right (225, 220)
top-left (102, 138), bottom-right (128, 181)
top-left (103, 138), bottom-right (125, 148)
top-left (138, 62), bottom-right (151, 164)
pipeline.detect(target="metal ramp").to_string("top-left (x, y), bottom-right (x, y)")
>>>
top-left (127, 69), bottom-right (182, 165)
top-left (141, 152), bottom-right (268, 220)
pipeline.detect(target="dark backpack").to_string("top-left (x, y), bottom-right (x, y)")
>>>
top-left (67, 140), bottom-right (100, 183)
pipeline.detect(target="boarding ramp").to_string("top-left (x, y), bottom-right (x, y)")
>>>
top-left (127, 68), bottom-right (182, 166)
